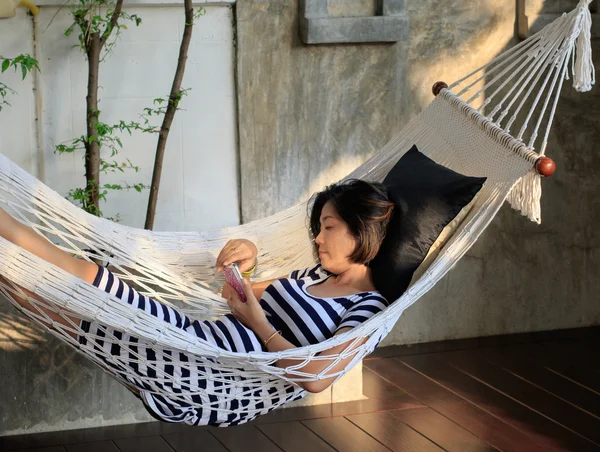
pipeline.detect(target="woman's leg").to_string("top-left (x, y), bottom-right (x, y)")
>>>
top-left (0, 275), bottom-right (80, 341)
top-left (0, 208), bottom-right (98, 283)
top-left (0, 207), bottom-right (98, 340)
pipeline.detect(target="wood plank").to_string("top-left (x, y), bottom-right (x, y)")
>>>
top-left (438, 349), bottom-right (600, 448)
top-left (331, 368), bottom-right (424, 418)
top-left (368, 326), bottom-right (600, 359)
top-left (541, 339), bottom-right (600, 366)
top-left (258, 421), bottom-right (335, 452)
top-left (536, 341), bottom-right (600, 392)
top-left (569, 337), bottom-right (600, 358)
top-left (389, 407), bottom-right (500, 452)
top-left (210, 425), bottom-right (282, 452)
top-left (252, 367), bottom-right (423, 425)
top-left (365, 357), bottom-right (551, 452)
top-left (475, 343), bottom-right (600, 418)
top-left (346, 410), bottom-right (443, 452)
top-left (1, 422), bottom-right (185, 451)
top-left (162, 430), bottom-right (228, 452)
top-left (361, 366), bottom-right (417, 401)
top-left (404, 351), bottom-right (596, 452)
top-left (302, 417), bottom-right (391, 452)
top-left (12, 448), bottom-right (66, 452)
top-left (65, 441), bottom-right (120, 452)
top-left (114, 436), bottom-right (174, 452)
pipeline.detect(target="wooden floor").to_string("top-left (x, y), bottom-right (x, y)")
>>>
top-left (2, 327), bottom-right (599, 452)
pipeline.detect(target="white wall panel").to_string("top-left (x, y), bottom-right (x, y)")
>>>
top-left (0, 9), bottom-right (37, 174)
top-left (1, 5), bottom-right (238, 232)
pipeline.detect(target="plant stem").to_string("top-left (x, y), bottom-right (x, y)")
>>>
top-left (85, 31), bottom-right (102, 214)
top-left (101, 0), bottom-right (124, 46)
top-left (78, 0), bottom-right (124, 215)
top-left (144, 0), bottom-right (194, 230)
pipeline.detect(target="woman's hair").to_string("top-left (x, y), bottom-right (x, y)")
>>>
top-left (308, 179), bottom-right (395, 265)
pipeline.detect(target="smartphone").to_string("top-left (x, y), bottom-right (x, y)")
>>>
top-left (223, 263), bottom-right (247, 302)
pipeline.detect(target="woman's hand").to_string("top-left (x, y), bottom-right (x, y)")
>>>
top-left (216, 239), bottom-right (258, 274)
top-left (225, 278), bottom-right (269, 331)
top-left (221, 282), bottom-right (234, 300)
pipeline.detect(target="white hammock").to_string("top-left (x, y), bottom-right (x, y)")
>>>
top-left (0, 0), bottom-right (595, 421)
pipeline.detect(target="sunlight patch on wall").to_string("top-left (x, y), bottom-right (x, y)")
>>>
top-left (408, 6), bottom-right (517, 112)
top-left (0, 311), bottom-right (46, 352)
top-left (293, 154), bottom-right (367, 207)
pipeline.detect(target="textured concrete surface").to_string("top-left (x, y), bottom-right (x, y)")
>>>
top-left (300, 0), bottom-right (408, 44)
top-left (521, 0), bottom-right (600, 38)
top-left (236, 0), bottom-right (600, 350)
top-left (0, 305), bottom-right (154, 436)
top-left (327, 0), bottom-right (378, 17)
top-left (300, 15), bottom-right (409, 44)
top-left (237, 0), bottom-right (515, 222)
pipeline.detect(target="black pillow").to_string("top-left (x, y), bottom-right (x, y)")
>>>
top-left (368, 145), bottom-right (486, 302)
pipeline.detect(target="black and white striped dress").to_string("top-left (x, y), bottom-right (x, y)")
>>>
top-left (79, 263), bottom-right (388, 427)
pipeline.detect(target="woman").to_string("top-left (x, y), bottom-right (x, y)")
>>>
top-left (0, 179), bottom-right (393, 426)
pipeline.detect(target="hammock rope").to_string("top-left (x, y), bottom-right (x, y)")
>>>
top-left (0, 0), bottom-right (594, 418)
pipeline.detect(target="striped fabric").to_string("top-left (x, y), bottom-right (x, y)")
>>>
top-left (78, 263), bottom-right (388, 426)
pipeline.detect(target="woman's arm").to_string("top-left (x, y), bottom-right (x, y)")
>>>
top-left (250, 279), bottom-right (277, 300)
top-left (226, 279), bottom-right (368, 393)
top-left (253, 323), bottom-right (368, 393)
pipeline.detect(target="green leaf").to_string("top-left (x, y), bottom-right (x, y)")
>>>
top-left (1, 59), bottom-right (10, 73)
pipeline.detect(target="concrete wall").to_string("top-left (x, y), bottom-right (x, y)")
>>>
top-left (237, 0), bottom-right (516, 221)
top-left (236, 0), bottom-right (600, 349)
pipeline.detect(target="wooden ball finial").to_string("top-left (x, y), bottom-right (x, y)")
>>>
top-left (432, 81), bottom-right (448, 96)
top-left (535, 157), bottom-right (556, 177)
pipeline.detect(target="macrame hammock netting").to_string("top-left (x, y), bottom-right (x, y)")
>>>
top-left (0, 0), bottom-right (595, 421)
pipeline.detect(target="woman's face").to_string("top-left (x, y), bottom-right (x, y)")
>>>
top-left (315, 201), bottom-right (357, 274)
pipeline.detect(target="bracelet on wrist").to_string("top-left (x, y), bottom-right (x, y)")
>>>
top-left (241, 260), bottom-right (257, 277)
top-left (263, 330), bottom-right (281, 347)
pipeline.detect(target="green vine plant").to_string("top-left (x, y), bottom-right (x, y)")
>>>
top-left (64, 0), bottom-right (142, 56)
top-left (54, 86), bottom-right (192, 220)
top-left (55, 117), bottom-right (148, 219)
top-left (53, 0), bottom-right (147, 220)
top-left (55, 0), bottom-right (205, 223)
top-left (0, 54), bottom-right (40, 112)
top-left (1, 2), bottom-right (206, 227)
